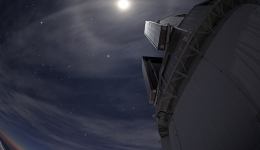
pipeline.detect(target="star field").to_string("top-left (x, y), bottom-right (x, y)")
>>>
top-left (0, 0), bottom-right (205, 149)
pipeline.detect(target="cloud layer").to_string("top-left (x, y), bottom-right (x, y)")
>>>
top-left (0, 91), bottom-right (161, 150)
top-left (0, 0), bottom-right (205, 149)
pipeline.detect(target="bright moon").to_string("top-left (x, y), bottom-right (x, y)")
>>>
top-left (118, 0), bottom-right (129, 9)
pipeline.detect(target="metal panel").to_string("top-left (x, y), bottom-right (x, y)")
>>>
top-left (168, 119), bottom-right (182, 150)
top-left (178, 2), bottom-right (214, 32)
top-left (161, 136), bottom-right (173, 150)
top-left (173, 57), bottom-right (260, 150)
top-left (159, 14), bottom-right (186, 27)
top-left (170, 4), bottom-right (260, 150)
top-left (203, 4), bottom-right (260, 110)
top-left (257, 111), bottom-right (260, 122)
top-left (142, 57), bottom-right (163, 104)
top-left (144, 0), bottom-right (260, 140)
top-left (144, 21), bottom-right (168, 50)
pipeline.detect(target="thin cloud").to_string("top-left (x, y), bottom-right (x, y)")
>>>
top-left (0, 92), bottom-right (160, 150)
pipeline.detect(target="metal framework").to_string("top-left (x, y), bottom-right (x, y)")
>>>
top-left (155, 0), bottom-right (259, 138)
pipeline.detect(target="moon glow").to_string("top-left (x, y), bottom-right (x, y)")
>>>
top-left (118, 0), bottom-right (129, 9)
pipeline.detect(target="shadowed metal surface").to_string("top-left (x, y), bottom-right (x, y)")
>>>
top-left (143, 0), bottom-right (260, 149)
top-left (155, 0), bottom-right (259, 139)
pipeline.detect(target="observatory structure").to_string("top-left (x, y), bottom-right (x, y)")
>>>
top-left (142, 0), bottom-right (260, 150)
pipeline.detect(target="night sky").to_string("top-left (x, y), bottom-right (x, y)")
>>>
top-left (0, 0), bottom-right (204, 150)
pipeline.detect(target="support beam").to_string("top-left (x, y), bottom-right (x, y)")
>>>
top-left (171, 76), bottom-right (185, 82)
top-left (194, 35), bottom-right (200, 51)
top-left (182, 53), bottom-right (197, 58)
top-left (175, 71), bottom-right (189, 79)
top-left (197, 31), bottom-right (211, 34)
top-left (180, 60), bottom-right (187, 73)
top-left (188, 45), bottom-right (203, 55)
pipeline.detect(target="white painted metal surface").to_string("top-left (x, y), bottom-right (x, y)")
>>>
top-left (161, 136), bottom-right (173, 150)
top-left (170, 4), bottom-right (260, 150)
